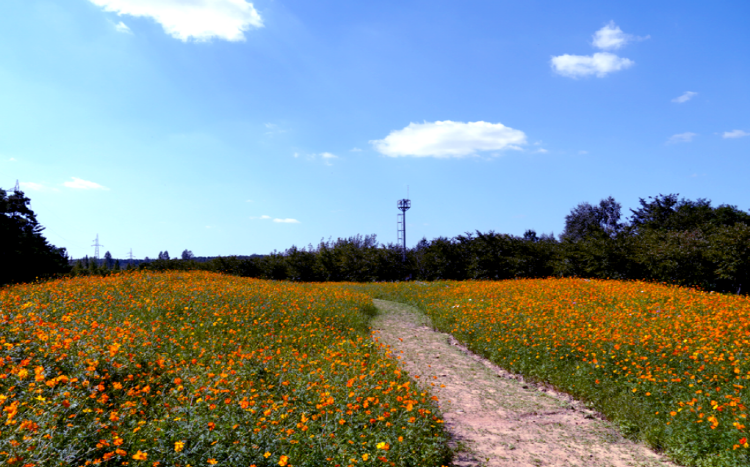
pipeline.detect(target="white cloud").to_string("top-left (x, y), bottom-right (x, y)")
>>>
top-left (672, 91), bottom-right (697, 103)
top-left (264, 123), bottom-right (287, 136)
top-left (535, 148), bottom-right (549, 154)
top-left (8, 158), bottom-right (16, 162)
top-left (667, 132), bottom-right (697, 144)
top-left (722, 129), bottom-right (750, 139)
top-left (319, 152), bottom-right (338, 165)
top-left (89, 0), bottom-right (263, 42)
top-left (552, 22), bottom-right (644, 79)
top-left (371, 120), bottom-right (527, 158)
top-left (592, 21), bottom-right (645, 50)
top-left (250, 214), bottom-right (299, 223)
top-left (350, 147), bottom-right (363, 152)
top-left (63, 177), bottom-right (109, 190)
top-left (114, 21), bottom-right (132, 33)
top-left (20, 182), bottom-right (58, 192)
top-left (551, 52), bottom-right (634, 78)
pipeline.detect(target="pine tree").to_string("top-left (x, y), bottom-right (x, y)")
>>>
top-left (0, 185), bottom-right (70, 285)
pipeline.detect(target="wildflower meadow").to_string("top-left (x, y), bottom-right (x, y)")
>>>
top-left (0, 271), bottom-right (449, 467)
top-left (4, 271), bottom-right (750, 467)
top-left (364, 278), bottom-right (750, 466)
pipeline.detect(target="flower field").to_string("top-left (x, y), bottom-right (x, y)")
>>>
top-left (363, 278), bottom-right (750, 466)
top-left (0, 271), bottom-right (450, 467)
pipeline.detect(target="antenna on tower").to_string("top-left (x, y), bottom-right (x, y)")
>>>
top-left (397, 191), bottom-right (411, 263)
top-left (92, 234), bottom-right (103, 261)
top-left (12, 180), bottom-right (20, 193)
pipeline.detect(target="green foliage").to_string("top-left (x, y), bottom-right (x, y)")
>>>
top-left (0, 187), bottom-right (70, 285)
top-left (61, 192), bottom-right (750, 296)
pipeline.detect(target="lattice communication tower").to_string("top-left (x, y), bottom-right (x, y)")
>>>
top-left (397, 198), bottom-right (411, 262)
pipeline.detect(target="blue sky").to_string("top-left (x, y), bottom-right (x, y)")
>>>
top-left (2, 0), bottom-right (749, 259)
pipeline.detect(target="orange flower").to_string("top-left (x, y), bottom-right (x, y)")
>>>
top-left (132, 450), bottom-right (148, 461)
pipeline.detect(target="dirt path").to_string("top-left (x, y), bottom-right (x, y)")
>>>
top-left (370, 299), bottom-right (679, 467)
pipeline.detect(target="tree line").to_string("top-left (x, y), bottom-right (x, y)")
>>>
top-left (3, 185), bottom-right (749, 294)
top-left (188, 194), bottom-right (750, 294)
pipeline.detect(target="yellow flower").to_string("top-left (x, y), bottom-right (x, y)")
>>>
top-left (207, 459), bottom-right (218, 465)
top-left (174, 441), bottom-right (185, 452)
top-left (362, 453), bottom-right (370, 461)
top-left (264, 452), bottom-right (272, 458)
top-left (132, 450), bottom-right (148, 461)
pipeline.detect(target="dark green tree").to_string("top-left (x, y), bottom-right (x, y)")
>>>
top-left (562, 196), bottom-right (623, 241)
top-left (104, 251), bottom-right (113, 269)
top-left (0, 186), bottom-right (70, 285)
top-left (181, 249), bottom-right (194, 260)
top-left (629, 194), bottom-right (750, 233)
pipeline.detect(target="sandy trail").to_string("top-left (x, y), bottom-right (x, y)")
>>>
top-left (371, 299), bottom-right (679, 467)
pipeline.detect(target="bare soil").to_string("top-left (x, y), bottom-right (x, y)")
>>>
top-left (371, 299), bottom-right (680, 467)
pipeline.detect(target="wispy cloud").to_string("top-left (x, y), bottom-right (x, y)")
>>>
top-left (295, 152), bottom-right (340, 165)
top-left (8, 157), bottom-right (16, 162)
top-left (371, 120), bottom-right (526, 158)
top-left (251, 215), bottom-right (299, 223)
top-left (320, 152), bottom-right (338, 165)
top-left (667, 132), bottom-right (697, 144)
top-left (551, 21), bottom-right (643, 79)
top-left (88, 0), bottom-right (263, 42)
top-left (722, 129), bottom-right (749, 139)
top-left (114, 21), bottom-right (132, 34)
top-left (350, 147), bottom-right (363, 152)
top-left (63, 177), bottom-right (109, 190)
top-left (264, 123), bottom-right (287, 136)
top-left (20, 182), bottom-right (58, 192)
top-left (551, 52), bottom-right (634, 78)
top-left (672, 91), bottom-right (698, 103)
top-left (591, 21), bottom-right (648, 50)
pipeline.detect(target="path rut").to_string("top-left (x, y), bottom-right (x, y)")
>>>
top-left (370, 299), bottom-right (679, 467)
